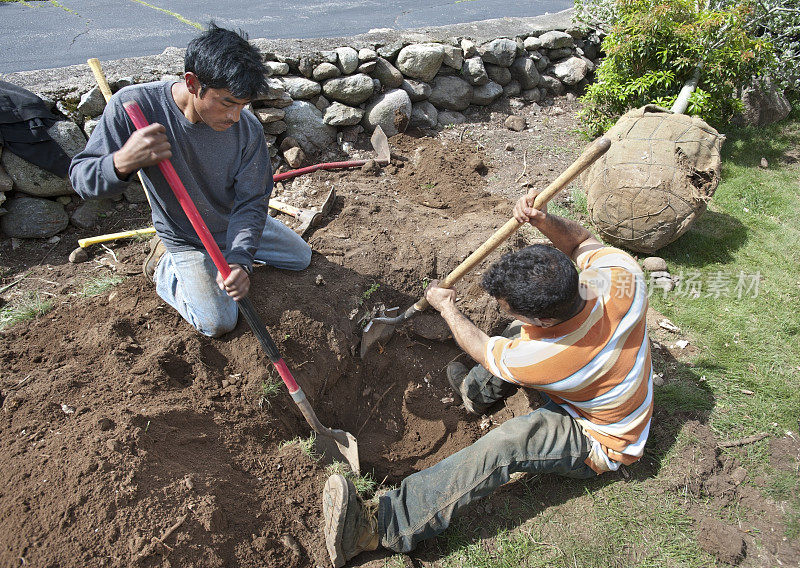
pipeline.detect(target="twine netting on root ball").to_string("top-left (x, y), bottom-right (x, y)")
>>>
top-left (581, 105), bottom-right (724, 254)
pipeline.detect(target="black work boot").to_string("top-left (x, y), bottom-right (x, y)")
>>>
top-left (447, 362), bottom-right (484, 415)
top-left (322, 474), bottom-right (379, 567)
top-left (142, 236), bottom-right (165, 283)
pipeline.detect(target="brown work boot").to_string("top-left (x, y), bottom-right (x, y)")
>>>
top-left (142, 236), bottom-right (165, 283)
top-left (447, 362), bottom-right (481, 415)
top-left (323, 474), bottom-right (379, 567)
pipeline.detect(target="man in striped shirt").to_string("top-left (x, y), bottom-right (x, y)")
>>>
top-left (322, 192), bottom-right (652, 567)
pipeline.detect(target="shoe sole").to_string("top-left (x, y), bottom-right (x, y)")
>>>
top-left (323, 474), bottom-right (349, 568)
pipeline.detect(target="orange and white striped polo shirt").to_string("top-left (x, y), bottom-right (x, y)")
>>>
top-left (485, 247), bottom-right (652, 473)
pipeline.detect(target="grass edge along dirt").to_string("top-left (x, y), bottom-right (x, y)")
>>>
top-left (0, 291), bottom-right (53, 329)
top-left (399, 111), bottom-right (800, 566)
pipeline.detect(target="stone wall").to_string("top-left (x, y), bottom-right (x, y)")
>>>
top-left (0, 9), bottom-right (603, 240)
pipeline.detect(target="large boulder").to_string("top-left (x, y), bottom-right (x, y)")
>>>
top-left (461, 57), bottom-right (490, 86)
top-left (362, 89), bottom-right (412, 137)
top-left (282, 101), bottom-right (337, 155)
top-left (582, 106), bottom-right (724, 253)
top-left (335, 46), bottom-right (360, 74)
top-left (280, 77), bottom-right (321, 100)
top-left (322, 74), bottom-right (374, 106)
top-left (478, 38), bottom-right (518, 67)
top-left (410, 101), bottom-right (438, 129)
top-left (429, 76), bottom-right (473, 111)
top-left (323, 102), bottom-right (364, 127)
top-left (373, 57), bottom-right (404, 89)
top-left (77, 87), bottom-right (106, 118)
top-left (471, 82), bottom-right (503, 106)
top-left (510, 57), bottom-right (541, 90)
top-left (0, 120), bottom-right (85, 197)
top-left (553, 57), bottom-right (589, 85)
top-left (396, 44), bottom-right (445, 82)
top-left (0, 196), bottom-right (68, 238)
top-left (539, 31), bottom-right (574, 50)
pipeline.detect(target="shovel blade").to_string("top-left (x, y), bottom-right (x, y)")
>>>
top-left (371, 126), bottom-right (391, 165)
top-left (360, 306), bottom-right (399, 358)
top-left (314, 429), bottom-right (360, 475)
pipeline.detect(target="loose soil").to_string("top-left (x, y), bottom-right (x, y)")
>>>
top-left (1, 99), bottom-right (798, 567)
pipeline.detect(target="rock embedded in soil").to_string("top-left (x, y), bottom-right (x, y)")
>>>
top-left (505, 115), bottom-right (527, 132)
top-left (438, 110), bottom-right (466, 127)
top-left (68, 247), bottom-right (89, 263)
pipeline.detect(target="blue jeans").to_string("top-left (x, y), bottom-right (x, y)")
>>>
top-left (378, 323), bottom-right (597, 553)
top-left (154, 215), bottom-right (311, 337)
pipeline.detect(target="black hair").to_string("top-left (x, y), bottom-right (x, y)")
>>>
top-left (481, 245), bottom-right (581, 322)
top-left (184, 22), bottom-right (268, 100)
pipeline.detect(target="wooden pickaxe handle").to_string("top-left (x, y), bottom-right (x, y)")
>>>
top-left (87, 58), bottom-right (154, 210)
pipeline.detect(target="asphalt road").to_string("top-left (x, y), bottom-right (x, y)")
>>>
top-left (2, 0), bottom-right (573, 74)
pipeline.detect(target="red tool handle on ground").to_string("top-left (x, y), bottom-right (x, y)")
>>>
top-left (273, 159), bottom-right (371, 182)
top-left (122, 100), bottom-right (300, 393)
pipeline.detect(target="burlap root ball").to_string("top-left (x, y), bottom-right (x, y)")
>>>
top-left (581, 105), bottom-right (724, 254)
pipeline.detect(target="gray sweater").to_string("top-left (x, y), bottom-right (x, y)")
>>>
top-left (69, 81), bottom-right (271, 269)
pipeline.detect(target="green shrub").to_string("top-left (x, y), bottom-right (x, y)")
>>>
top-left (577, 0), bottom-right (773, 136)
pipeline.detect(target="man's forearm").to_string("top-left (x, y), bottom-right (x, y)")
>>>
top-left (533, 212), bottom-right (594, 259)
top-left (439, 303), bottom-right (491, 369)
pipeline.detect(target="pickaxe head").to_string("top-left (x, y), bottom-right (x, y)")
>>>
top-left (296, 187), bottom-right (336, 237)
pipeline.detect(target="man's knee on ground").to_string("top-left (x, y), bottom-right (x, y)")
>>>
top-left (192, 305), bottom-right (239, 338)
top-left (287, 244), bottom-right (312, 271)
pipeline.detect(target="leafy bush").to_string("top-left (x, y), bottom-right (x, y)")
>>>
top-left (576, 0), bottom-right (774, 136)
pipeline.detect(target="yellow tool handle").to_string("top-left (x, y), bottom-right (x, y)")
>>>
top-left (87, 58), bottom-right (114, 103)
top-left (78, 227), bottom-right (156, 248)
top-left (412, 136), bottom-right (611, 311)
top-left (86, 57), bottom-right (154, 210)
top-left (268, 199), bottom-right (301, 218)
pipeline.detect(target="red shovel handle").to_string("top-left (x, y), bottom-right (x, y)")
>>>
top-left (122, 101), bottom-right (231, 280)
top-left (122, 100), bottom-right (301, 394)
